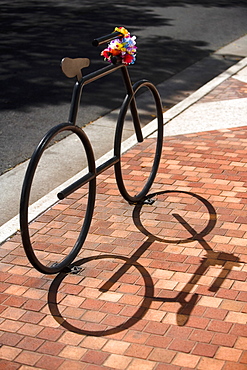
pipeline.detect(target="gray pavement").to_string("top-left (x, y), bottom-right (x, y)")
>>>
top-left (0, 34), bottom-right (247, 243)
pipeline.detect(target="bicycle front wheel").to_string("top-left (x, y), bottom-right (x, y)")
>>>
top-left (114, 80), bottom-right (163, 204)
top-left (20, 123), bottom-right (96, 274)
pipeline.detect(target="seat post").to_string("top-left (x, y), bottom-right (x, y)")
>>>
top-left (68, 81), bottom-right (84, 125)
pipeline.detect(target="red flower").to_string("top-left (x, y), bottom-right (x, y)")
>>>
top-left (101, 49), bottom-right (110, 58)
top-left (123, 53), bottom-right (133, 64)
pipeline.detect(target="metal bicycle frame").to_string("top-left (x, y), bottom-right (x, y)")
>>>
top-left (20, 29), bottom-right (164, 274)
top-left (57, 63), bottom-right (144, 200)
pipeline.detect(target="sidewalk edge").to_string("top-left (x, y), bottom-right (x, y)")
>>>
top-left (162, 56), bottom-right (247, 123)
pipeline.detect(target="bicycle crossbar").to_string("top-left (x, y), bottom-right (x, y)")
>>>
top-left (81, 63), bottom-right (123, 85)
top-left (57, 155), bottom-right (119, 200)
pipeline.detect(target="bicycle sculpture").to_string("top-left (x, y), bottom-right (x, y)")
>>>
top-left (20, 27), bottom-right (164, 275)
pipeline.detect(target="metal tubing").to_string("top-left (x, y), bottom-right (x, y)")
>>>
top-left (92, 31), bottom-right (123, 47)
top-left (68, 64), bottom-right (123, 124)
top-left (57, 155), bottom-right (119, 200)
top-left (82, 63), bottom-right (123, 85)
top-left (57, 172), bottom-right (95, 200)
top-left (96, 155), bottom-right (119, 175)
top-left (121, 67), bottom-right (143, 142)
top-left (68, 64), bottom-right (123, 125)
top-left (68, 81), bottom-right (83, 125)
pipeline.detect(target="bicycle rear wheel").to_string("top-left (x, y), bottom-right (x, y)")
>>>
top-left (114, 80), bottom-right (163, 204)
top-left (20, 123), bottom-right (96, 274)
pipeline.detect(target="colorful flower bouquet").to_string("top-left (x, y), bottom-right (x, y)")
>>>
top-left (101, 27), bottom-right (137, 65)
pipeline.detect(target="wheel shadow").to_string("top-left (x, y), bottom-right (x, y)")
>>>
top-left (48, 190), bottom-right (242, 335)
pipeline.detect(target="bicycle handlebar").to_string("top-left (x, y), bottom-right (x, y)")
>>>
top-left (92, 31), bottom-right (123, 47)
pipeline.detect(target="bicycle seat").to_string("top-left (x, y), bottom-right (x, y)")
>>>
top-left (61, 57), bottom-right (90, 80)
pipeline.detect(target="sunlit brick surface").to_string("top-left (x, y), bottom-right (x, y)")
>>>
top-left (200, 77), bottom-right (247, 102)
top-left (1, 122), bottom-right (246, 369)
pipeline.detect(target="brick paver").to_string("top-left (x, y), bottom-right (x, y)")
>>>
top-left (0, 76), bottom-right (247, 369)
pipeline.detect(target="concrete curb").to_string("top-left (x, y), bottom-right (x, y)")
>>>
top-left (1, 56), bottom-right (247, 244)
top-left (162, 56), bottom-right (247, 123)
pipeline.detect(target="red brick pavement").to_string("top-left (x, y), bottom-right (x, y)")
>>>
top-left (0, 79), bottom-right (247, 369)
top-left (200, 77), bottom-right (247, 102)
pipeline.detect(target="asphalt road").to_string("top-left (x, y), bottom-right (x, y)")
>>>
top-left (1, 0), bottom-right (247, 175)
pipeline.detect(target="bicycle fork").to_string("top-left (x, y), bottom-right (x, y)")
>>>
top-left (120, 66), bottom-right (144, 143)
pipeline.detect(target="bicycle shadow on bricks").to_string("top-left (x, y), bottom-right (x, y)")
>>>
top-left (133, 190), bottom-right (243, 326)
top-left (48, 252), bottom-right (154, 336)
top-left (48, 190), bottom-right (242, 336)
